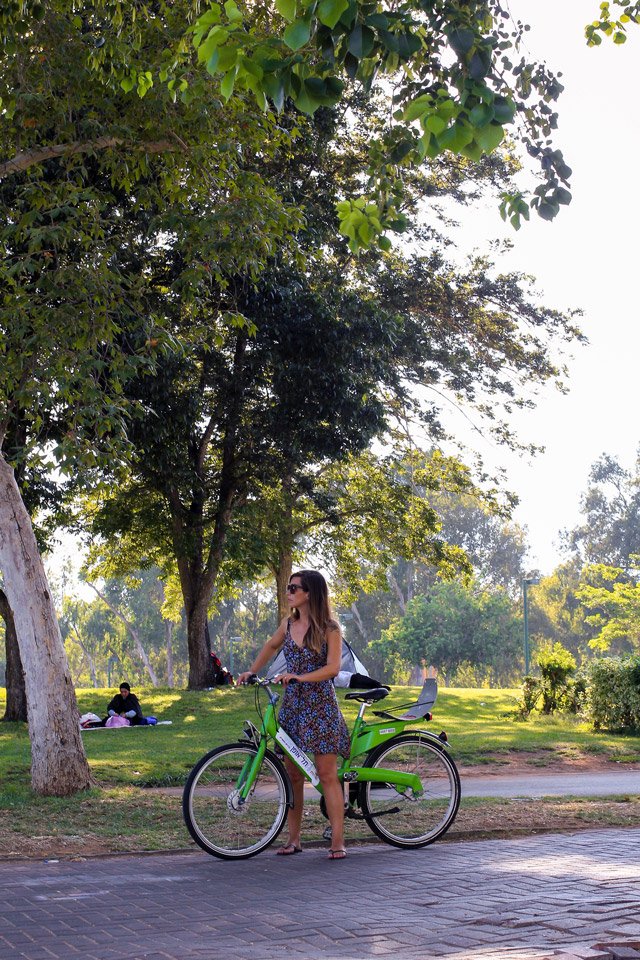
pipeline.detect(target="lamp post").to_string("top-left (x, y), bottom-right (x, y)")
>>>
top-left (522, 576), bottom-right (540, 675)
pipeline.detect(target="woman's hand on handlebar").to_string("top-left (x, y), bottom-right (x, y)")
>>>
top-left (273, 673), bottom-right (300, 686)
top-left (237, 671), bottom-right (256, 685)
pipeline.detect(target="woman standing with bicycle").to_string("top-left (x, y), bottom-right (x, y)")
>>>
top-left (237, 570), bottom-right (350, 860)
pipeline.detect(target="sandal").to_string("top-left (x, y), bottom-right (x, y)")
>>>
top-left (276, 843), bottom-right (302, 856)
top-left (327, 848), bottom-right (347, 860)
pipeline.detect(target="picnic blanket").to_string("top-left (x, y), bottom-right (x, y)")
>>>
top-left (79, 712), bottom-right (172, 729)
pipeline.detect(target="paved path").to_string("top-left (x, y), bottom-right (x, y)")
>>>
top-left (463, 771), bottom-right (640, 798)
top-left (2, 828), bottom-right (640, 960)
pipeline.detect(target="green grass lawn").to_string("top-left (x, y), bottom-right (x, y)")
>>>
top-left (1, 683), bottom-right (639, 858)
top-left (4, 683), bottom-right (639, 790)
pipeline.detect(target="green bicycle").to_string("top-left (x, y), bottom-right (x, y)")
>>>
top-left (182, 676), bottom-right (461, 860)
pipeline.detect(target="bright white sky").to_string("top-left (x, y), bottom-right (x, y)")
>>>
top-left (445, 0), bottom-right (640, 575)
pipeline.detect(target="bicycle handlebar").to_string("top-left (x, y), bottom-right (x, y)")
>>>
top-left (242, 674), bottom-right (298, 686)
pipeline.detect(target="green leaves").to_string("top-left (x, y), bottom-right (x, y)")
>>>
top-left (499, 192), bottom-right (531, 231)
top-left (224, 0), bottom-right (243, 22)
top-left (474, 122), bottom-right (504, 153)
top-left (276, 0), bottom-right (298, 19)
top-left (347, 24), bottom-right (375, 58)
top-left (284, 17), bottom-right (312, 50)
top-left (336, 197), bottom-right (389, 253)
top-left (317, 0), bottom-right (349, 29)
top-left (585, 1), bottom-right (640, 46)
top-left (7, 0), bottom-right (574, 248)
top-left (447, 26), bottom-right (475, 55)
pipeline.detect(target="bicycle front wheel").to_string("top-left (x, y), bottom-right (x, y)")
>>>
top-left (360, 734), bottom-right (460, 848)
top-left (183, 744), bottom-right (290, 859)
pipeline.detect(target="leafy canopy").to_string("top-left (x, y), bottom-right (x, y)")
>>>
top-left (2, 0), bottom-right (571, 250)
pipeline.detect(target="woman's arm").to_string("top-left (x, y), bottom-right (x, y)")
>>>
top-left (125, 695), bottom-right (143, 720)
top-left (237, 619), bottom-right (287, 683)
top-left (277, 626), bottom-right (342, 684)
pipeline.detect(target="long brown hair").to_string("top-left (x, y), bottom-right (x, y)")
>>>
top-left (289, 569), bottom-right (339, 654)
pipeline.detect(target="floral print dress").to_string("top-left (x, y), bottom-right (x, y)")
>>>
top-left (277, 622), bottom-right (351, 758)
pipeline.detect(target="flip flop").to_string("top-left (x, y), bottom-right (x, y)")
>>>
top-left (327, 848), bottom-right (347, 860)
top-left (276, 843), bottom-right (302, 856)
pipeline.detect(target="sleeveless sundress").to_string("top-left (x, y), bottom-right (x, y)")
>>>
top-left (277, 622), bottom-right (351, 758)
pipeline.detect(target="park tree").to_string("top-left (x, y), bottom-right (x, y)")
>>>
top-left (532, 451), bottom-right (640, 664)
top-left (78, 67), bottom-right (581, 688)
top-left (86, 264), bottom-right (402, 688)
top-left (367, 579), bottom-right (522, 684)
top-left (576, 562), bottom-right (640, 657)
top-left (525, 561), bottom-right (600, 663)
top-left (59, 567), bottom-right (187, 687)
top-left (0, 0), bottom-right (298, 792)
top-left (242, 447), bottom-right (476, 620)
top-left (428, 491), bottom-right (526, 596)
top-left (562, 452), bottom-right (640, 573)
top-left (339, 476), bottom-right (526, 653)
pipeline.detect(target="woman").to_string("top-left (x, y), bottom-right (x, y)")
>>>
top-left (101, 681), bottom-right (144, 726)
top-left (237, 570), bottom-right (350, 860)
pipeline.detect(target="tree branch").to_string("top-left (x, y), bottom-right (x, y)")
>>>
top-left (0, 136), bottom-right (183, 180)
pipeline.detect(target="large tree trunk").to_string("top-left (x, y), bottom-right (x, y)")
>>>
top-left (0, 587), bottom-right (27, 722)
top-left (171, 334), bottom-right (248, 689)
top-left (0, 455), bottom-right (93, 794)
top-left (186, 595), bottom-right (212, 689)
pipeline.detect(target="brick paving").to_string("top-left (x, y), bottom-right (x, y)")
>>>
top-left (1, 828), bottom-right (639, 960)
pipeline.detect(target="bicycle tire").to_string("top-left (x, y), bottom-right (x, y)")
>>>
top-left (183, 743), bottom-right (291, 859)
top-left (359, 733), bottom-right (460, 848)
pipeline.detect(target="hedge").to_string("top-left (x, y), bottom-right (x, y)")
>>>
top-left (587, 656), bottom-right (640, 731)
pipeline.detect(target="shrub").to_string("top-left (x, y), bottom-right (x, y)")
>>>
top-left (513, 675), bottom-right (542, 719)
top-left (587, 656), bottom-right (640, 731)
top-left (512, 643), bottom-right (583, 719)
top-left (536, 642), bottom-right (577, 714)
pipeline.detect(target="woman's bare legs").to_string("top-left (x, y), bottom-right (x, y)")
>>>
top-left (315, 752), bottom-right (345, 855)
top-left (282, 757), bottom-right (304, 849)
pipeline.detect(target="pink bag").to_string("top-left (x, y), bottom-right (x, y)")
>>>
top-left (106, 715), bottom-right (130, 728)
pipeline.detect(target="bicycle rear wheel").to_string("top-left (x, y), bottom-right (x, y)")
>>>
top-left (360, 734), bottom-right (460, 848)
top-left (183, 744), bottom-right (290, 859)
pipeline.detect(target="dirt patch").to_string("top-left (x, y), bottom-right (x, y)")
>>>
top-left (457, 749), bottom-right (640, 778)
top-left (448, 795), bottom-right (640, 843)
top-left (0, 835), bottom-right (128, 860)
top-left (4, 794), bottom-right (640, 860)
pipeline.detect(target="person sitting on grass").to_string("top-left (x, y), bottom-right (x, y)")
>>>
top-left (102, 682), bottom-right (144, 726)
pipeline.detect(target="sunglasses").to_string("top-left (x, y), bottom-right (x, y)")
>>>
top-left (286, 583), bottom-right (307, 594)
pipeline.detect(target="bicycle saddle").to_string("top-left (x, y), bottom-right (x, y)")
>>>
top-left (344, 687), bottom-right (389, 703)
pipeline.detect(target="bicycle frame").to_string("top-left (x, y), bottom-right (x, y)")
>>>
top-left (237, 681), bottom-right (446, 802)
